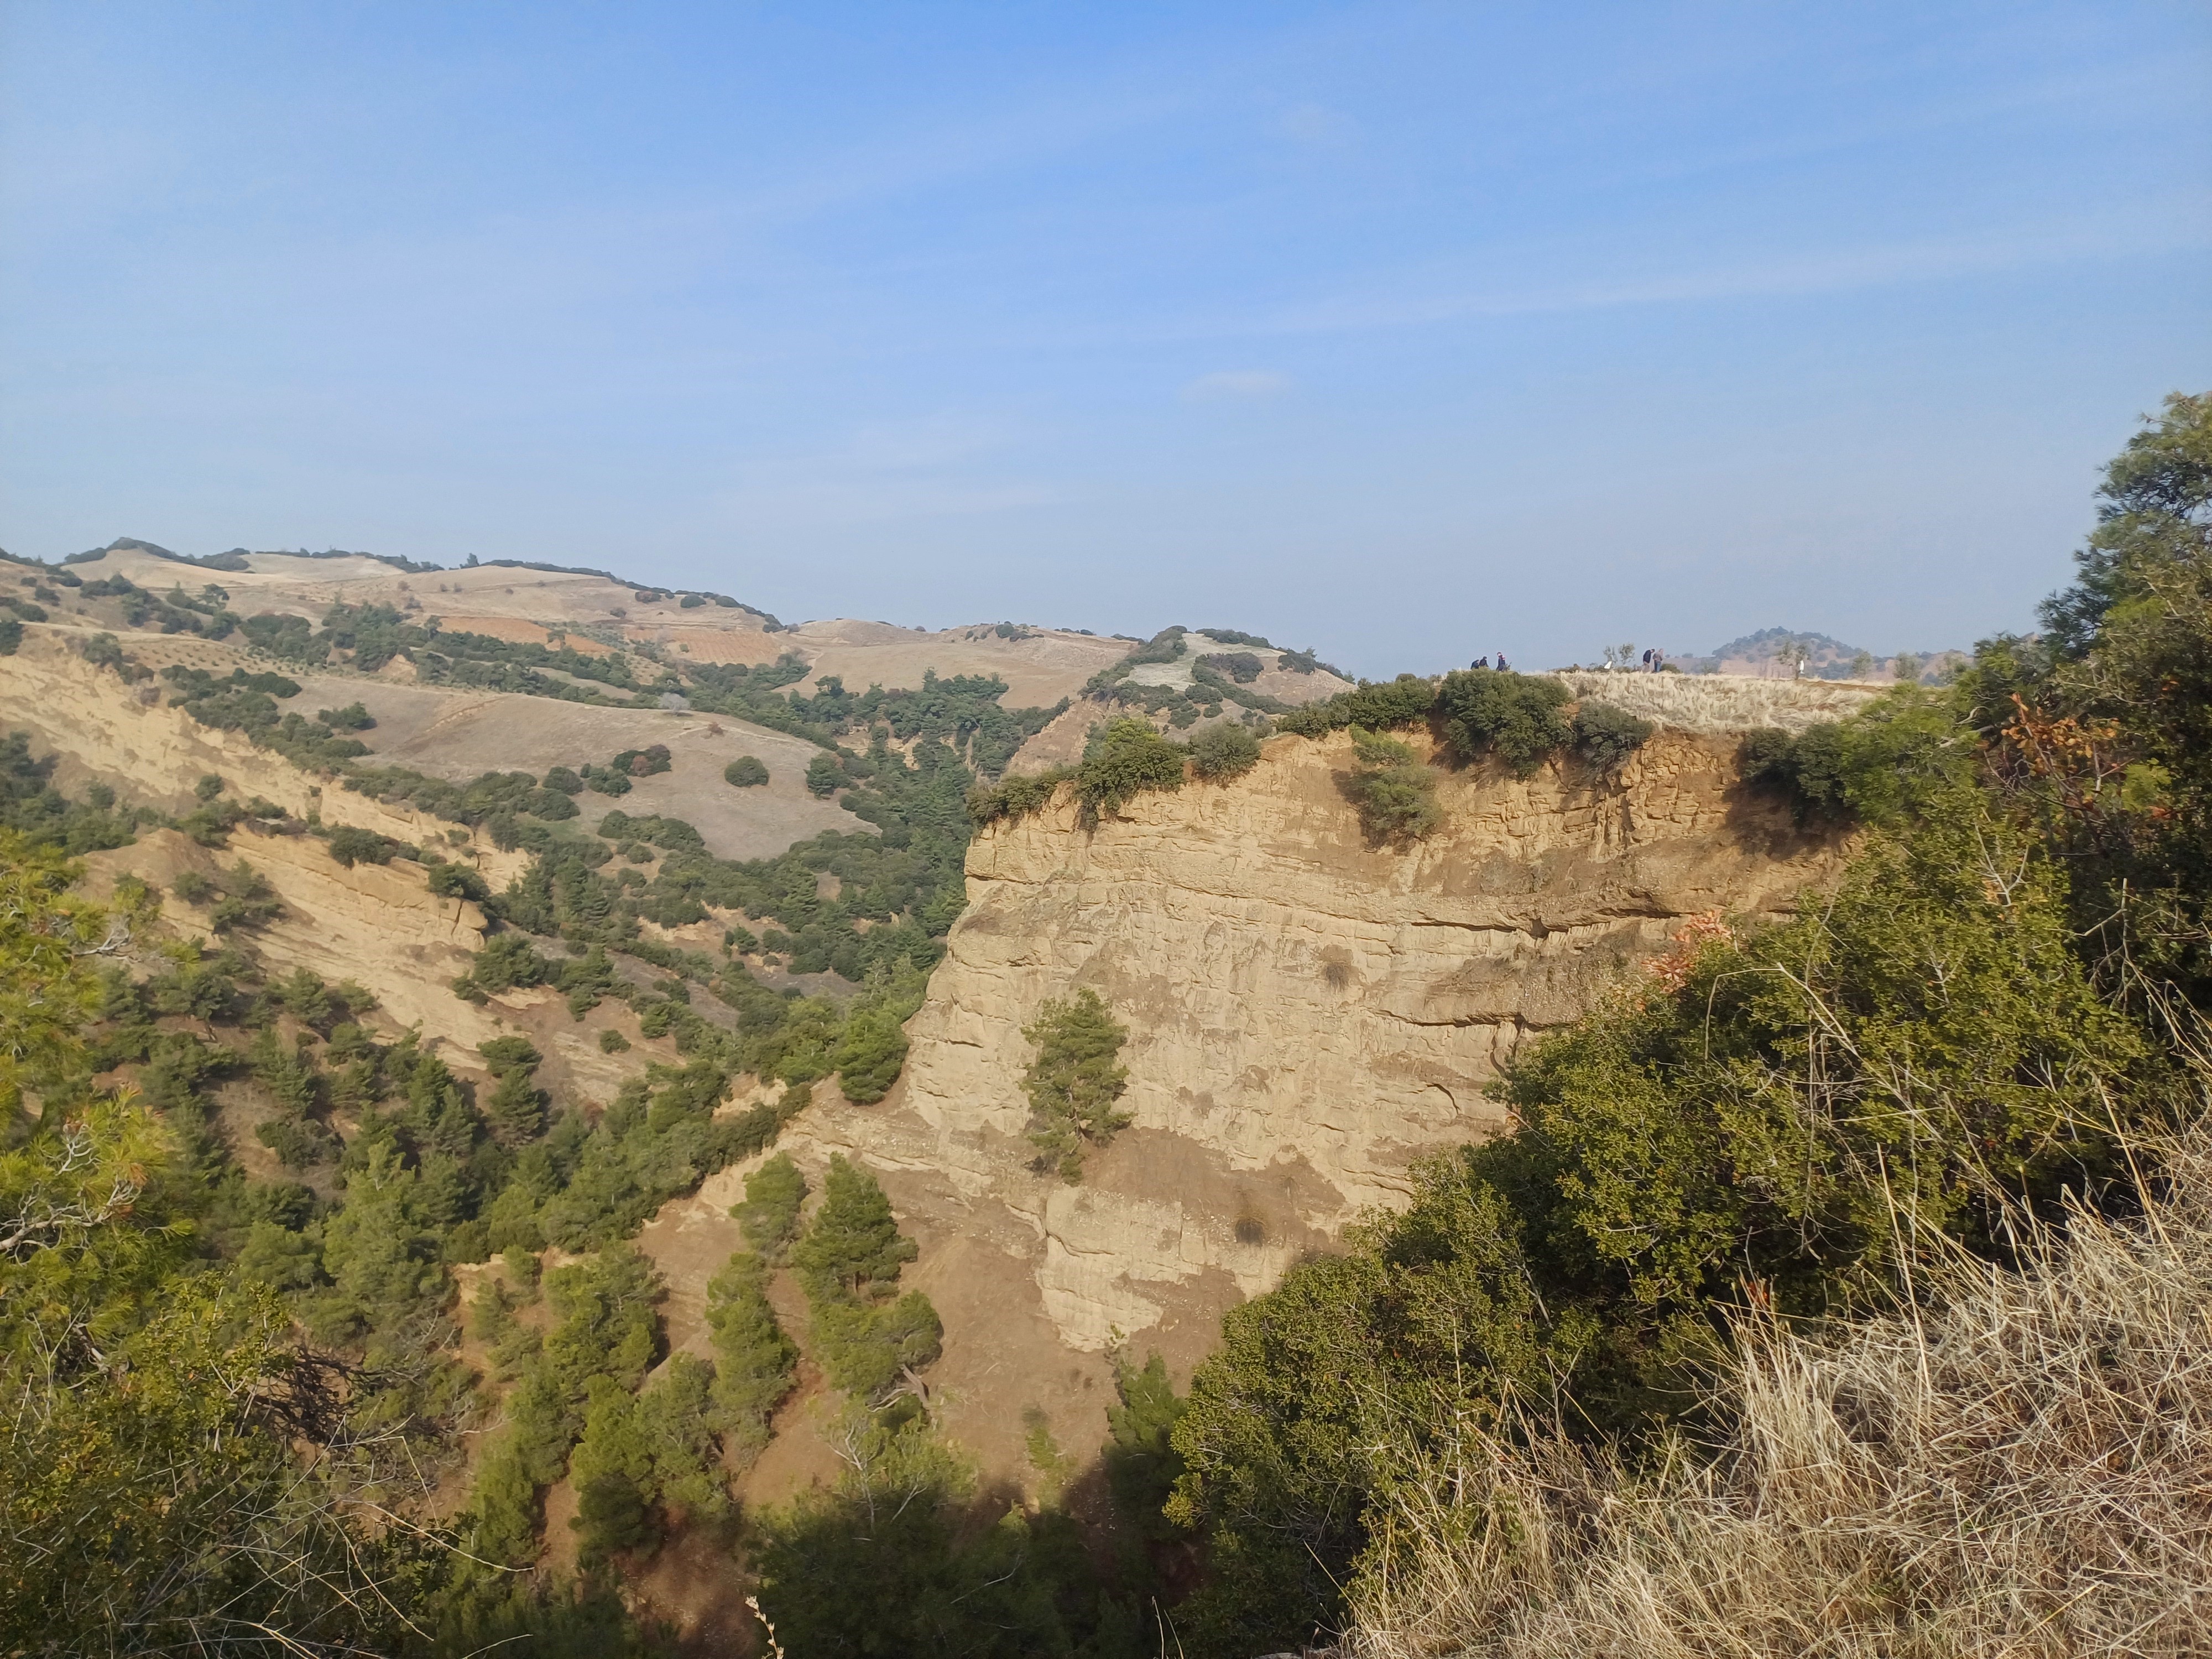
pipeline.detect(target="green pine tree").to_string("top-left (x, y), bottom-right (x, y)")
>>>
top-left (788, 1155), bottom-right (915, 1301)
top-left (1021, 989), bottom-right (1132, 1181)
top-left (568, 1376), bottom-right (656, 1567)
top-left (729, 1152), bottom-right (807, 1261)
top-left (484, 1065), bottom-right (545, 1146)
top-left (706, 1250), bottom-right (797, 1459)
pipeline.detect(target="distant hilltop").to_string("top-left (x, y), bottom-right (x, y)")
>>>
top-left (1667, 625), bottom-right (1971, 685)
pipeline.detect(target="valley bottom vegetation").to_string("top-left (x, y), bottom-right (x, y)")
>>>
top-left (4, 393), bottom-right (2212, 1655)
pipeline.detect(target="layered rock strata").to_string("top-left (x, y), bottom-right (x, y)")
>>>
top-left (766, 724), bottom-right (1850, 1477)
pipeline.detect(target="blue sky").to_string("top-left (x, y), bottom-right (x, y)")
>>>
top-left (2, 2), bottom-right (2207, 675)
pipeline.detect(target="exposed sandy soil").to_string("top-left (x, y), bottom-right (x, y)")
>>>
top-left (781, 618), bottom-right (1132, 711)
top-left (1, 602), bottom-right (851, 864)
top-left (25, 550), bottom-right (1520, 1606)
top-left (275, 674), bottom-right (857, 862)
top-left (56, 549), bottom-right (1146, 711)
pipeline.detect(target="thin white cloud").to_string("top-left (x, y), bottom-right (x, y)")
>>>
top-left (847, 411), bottom-right (1010, 471)
top-left (714, 473), bottom-right (1063, 533)
top-left (1181, 369), bottom-right (1294, 402)
top-left (1271, 102), bottom-right (1358, 146)
top-left (1255, 210), bottom-right (2212, 336)
top-left (966, 199), bottom-right (2212, 356)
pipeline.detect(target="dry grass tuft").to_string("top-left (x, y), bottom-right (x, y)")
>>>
top-left (1334, 1126), bottom-right (2212, 1659)
top-left (1549, 670), bottom-right (1882, 734)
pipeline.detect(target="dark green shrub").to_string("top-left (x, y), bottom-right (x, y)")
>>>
top-left (1123, 627), bottom-right (1188, 666)
top-left (1276, 674), bottom-right (1435, 738)
top-left (1571, 702), bottom-right (1656, 774)
top-left (1740, 718), bottom-right (1891, 825)
top-left (749, 1413), bottom-right (1109, 1656)
top-left (791, 1156), bottom-right (942, 1401)
top-left (463, 1437), bottom-right (544, 1567)
top-left (451, 932), bottom-right (552, 1002)
top-left (730, 1152), bottom-right (808, 1261)
top-left (425, 861), bottom-right (490, 901)
top-left (79, 632), bottom-right (127, 671)
top-left (805, 754), bottom-right (843, 797)
top-left (967, 769), bottom-right (1066, 826)
top-left (542, 764), bottom-right (583, 794)
top-left (1739, 725), bottom-right (1838, 822)
top-left (706, 1251), bottom-right (796, 1459)
top-left (316, 702), bottom-right (374, 731)
top-left (484, 1068), bottom-right (546, 1148)
top-left (254, 1115), bottom-right (338, 1168)
top-left (478, 1035), bottom-right (541, 1073)
top-left (791, 1155), bottom-right (915, 1301)
top-left (580, 762), bottom-right (632, 796)
top-left (324, 825), bottom-right (396, 868)
top-left (723, 755), bottom-right (770, 787)
top-left (1074, 719), bottom-right (1186, 816)
top-left (0, 618), bottom-right (20, 655)
top-left (1190, 722), bottom-right (1262, 780)
top-left (1021, 989), bottom-right (1132, 1181)
top-left (1344, 728), bottom-right (1442, 843)
top-left (1433, 669), bottom-right (1572, 775)
top-left (812, 1290), bottom-right (942, 1396)
top-left (1197, 651), bottom-right (1264, 683)
top-left (568, 1379), bottom-right (658, 1566)
top-left (1105, 1352), bottom-right (1187, 1541)
top-left (833, 1007), bottom-right (909, 1104)
top-left (208, 861), bottom-right (283, 933)
top-left (525, 786), bottom-right (577, 820)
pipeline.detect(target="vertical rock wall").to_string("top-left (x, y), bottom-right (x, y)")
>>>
top-left (776, 724), bottom-right (1849, 1476)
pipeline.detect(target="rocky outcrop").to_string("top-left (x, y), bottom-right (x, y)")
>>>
top-left (7, 617), bottom-right (1858, 1489)
top-left (767, 724), bottom-right (1850, 1480)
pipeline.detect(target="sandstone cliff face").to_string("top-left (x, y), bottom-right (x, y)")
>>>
top-left (761, 724), bottom-right (1850, 1478)
top-left (8, 623), bottom-right (1856, 1489)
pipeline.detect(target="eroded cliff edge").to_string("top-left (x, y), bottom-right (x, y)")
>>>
top-left (765, 723), bottom-right (1851, 1477)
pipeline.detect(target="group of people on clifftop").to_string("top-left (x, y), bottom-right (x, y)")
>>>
top-left (1463, 649), bottom-right (1671, 672)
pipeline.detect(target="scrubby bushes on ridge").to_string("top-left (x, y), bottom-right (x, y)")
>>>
top-left (1344, 728), bottom-right (1442, 843)
top-left (1280, 667), bottom-right (1654, 780)
top-left (1190, 720), bottom-right (1262, 780)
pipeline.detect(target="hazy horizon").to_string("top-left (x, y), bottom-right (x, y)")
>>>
top-left (4, 2), bottom-right (2208, 677)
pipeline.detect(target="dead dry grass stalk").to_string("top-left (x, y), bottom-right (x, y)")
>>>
top-left (1549, 670), bottom-right (1882, 734)
top-left (1333, 1125), bottom-right (2212, 1659)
